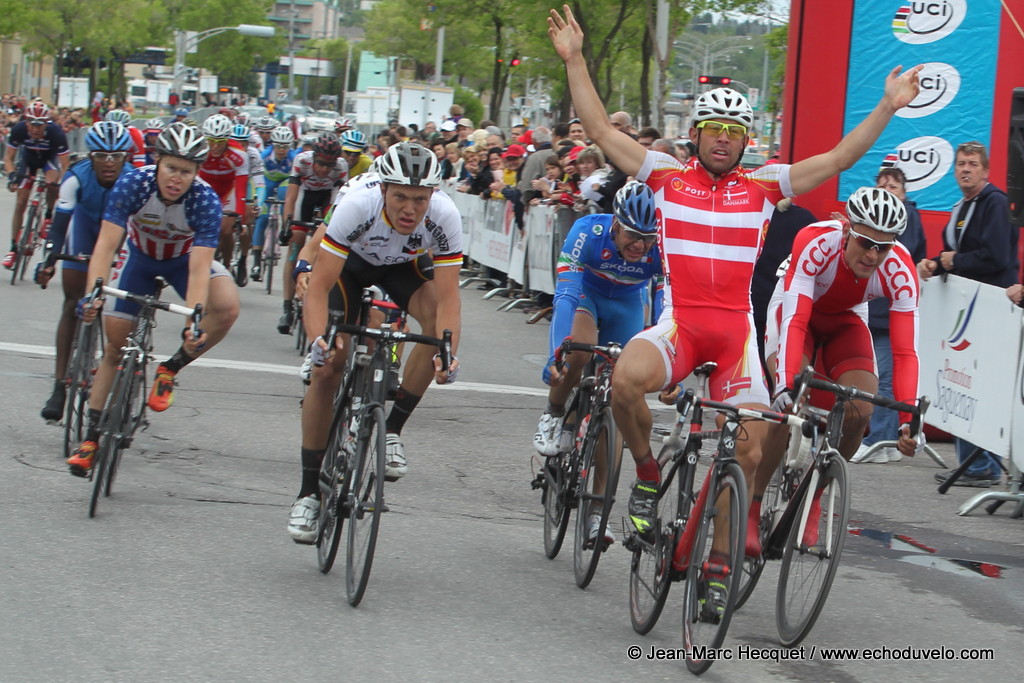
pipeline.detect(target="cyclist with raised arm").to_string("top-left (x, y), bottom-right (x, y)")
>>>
top-left (3, 101), bottom-right (70, 269)
top-left (276, 132), bottom-right (347, 334)
top-left (548, 5), bottom-right (920, 609)
top-left (198, 114), bottom-right (249, 271)
top-left (752, 187), bottom-right (922, 553)
top-left (533, 180), bottom-right (663, 545)
top-left (250, 126), bottom-right (297, 282)
top-left (286, 141), bottom-right (461, 544)
top-left (66, 123), bottom-right (240, 476)
top-left (37, 122), bottom-right (134, 422)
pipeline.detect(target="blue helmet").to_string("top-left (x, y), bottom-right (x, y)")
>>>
top-left (104, 109), bottom-right (132, 126)
top-left (229, 122), bottom-right (251, 142)
top-left (175, 107), bottom-right (189, 117)
top-left (341, 129), bottom-right (367, 152)
top-left (613, 181), bottom-right (657, 234)
top-left (85, 121), bottom-right (132, 152)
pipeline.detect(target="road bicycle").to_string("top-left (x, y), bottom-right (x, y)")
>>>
top-left (314, 288), bottom-right (451, 606)
top-left (258, 196), bottom-right (286, 294)
top-left (735, 366), bottom-right (929, 646)
top-left (86, 278), bottom-right (201, 518)
top-left (530, 339), bottom-right (622, 589)
top-left (624, 362), bottom-right (810, 675)
top-left (9, 172), bottom-right (49, 285)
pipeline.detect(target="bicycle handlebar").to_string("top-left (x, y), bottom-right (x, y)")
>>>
top-left (101, 285), bottom-right (197, 318)
top-left (554, 338), bottom-right (621, 372)
top-left (793, 366), bottom-right (929, 437)
top-left (675, 389), bottom-right (814, 438)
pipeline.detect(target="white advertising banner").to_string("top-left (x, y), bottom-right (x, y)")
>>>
top-left (919, 275), bottom-right (1022, 457)
top-left (1012, 318), bottom-right (1024, 471)
top-left (525, 207), bottom-right (556, 294)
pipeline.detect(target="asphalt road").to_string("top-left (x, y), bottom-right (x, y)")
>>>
top-left (1, 189), bottom-right (1022, 682)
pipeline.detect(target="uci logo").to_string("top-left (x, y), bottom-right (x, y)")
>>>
top-left (892, 0), bottom-right (966, 44)
top-left (879, 136), bottom-right (954, 192)
top-left (897, 62), bottom-right (960, 119)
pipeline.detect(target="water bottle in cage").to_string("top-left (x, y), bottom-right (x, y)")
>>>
top-left (574, 414), bottom-right (591, 452)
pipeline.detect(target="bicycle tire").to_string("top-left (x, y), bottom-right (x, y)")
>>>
top-left (776, 454), bottom-right (849, 647)
top-left (62, 321), bottom-right (101, 460)
top-left (105, 356), bottom-right (144, 497)
top-left (735, 459), bottom-right (787, 610)
top-left (88, 433), bottom-right (111, 518)
top-left (629, 445), bottom-right (682, 635)
top-left (89, 360), bottom-right (133, 517)
top-left (345, 404), bottom-right (386, 606)
top-left (573, 408), bottom-right (620, 589)
top-left (316, 400), bottom-right (351, 574)
top-left (264, 216), bottom-right (277, 295)
top-left (542, 392), bottom-right (578, 559)
top-left (11, 205), bottom-right (35, 285)
top-left (682, 460), bottom-right (747, 675)
top-left (20, 203), bottom-right (42, 282)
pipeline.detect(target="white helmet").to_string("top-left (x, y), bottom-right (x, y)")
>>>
top-left (270, 126), bottom-right (294, 145)
top-left (377, 141), bottom-right (442, 187)
top-left (845, 187), bottom-right (907, 235)
top-left (201, 114), bottom-right (233, 138)
top-left (691, 88), bottom-right (754, 128)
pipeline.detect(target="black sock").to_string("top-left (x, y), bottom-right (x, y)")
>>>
top-left (53, 379), bottom-right (65, 395)
top-left (546, 402), bottom-right (565, 417)
top-left (162, 346), bottom-right (196, 374)
top-left (385, 388), bottom-right (421, 435)
top-left (85, 408), bottom-right (103, 443)
top-left (299, 447), bottom-right (325, 498)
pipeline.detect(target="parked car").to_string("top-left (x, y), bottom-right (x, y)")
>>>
top-left (275, 104), bottom-right (314, 131)
top-left (305, 109), bottom-right (339, 133)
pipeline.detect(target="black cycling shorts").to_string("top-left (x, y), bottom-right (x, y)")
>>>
top-left (328, 251), bottom-right (434, 324)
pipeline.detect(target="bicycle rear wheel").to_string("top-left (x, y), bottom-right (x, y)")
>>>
top-left (776, 454), bottom-right (849, 647)
top-left (345, 405), bottom-right (386, 606)
top-left (629, 447), bottom-right (681, 635)
top-left (572, 408), bottom-right (619, 589)
top-left (317, 404), bottom-right (350, 574)
top-left (104, 357), bottom-right (142, 498)
top-left (682, 460), bottom-right (747, 675)
top-left (62, 321), bottom-right (101, 460)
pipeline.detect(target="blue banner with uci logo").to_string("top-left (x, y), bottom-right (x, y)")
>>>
top-left (839, 0), bottom-right (1001, 211)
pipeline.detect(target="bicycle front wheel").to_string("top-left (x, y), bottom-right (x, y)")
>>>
top-left (11, 206), bottom-right (35, 285)
top-left (264, 217), bottom-right (277, 295)
top-left (629, 446), bottom-right (681, 635)
top-left (682, 460), bottom-right (747, 675)
top-left (345, 405), bottom-right (387, 606)
top-left (776, 454), bottom-right (850, 647)
top-left (317, 404), bottom-right (350, 574)
top-left (735, 458), bottom-right (787, 610)
top-left (89, 361), bottom-right (133, 518)
top-left (573, 408), bottom-right (620, 589)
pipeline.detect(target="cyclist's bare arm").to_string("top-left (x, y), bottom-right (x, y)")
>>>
top-left (548, 5), bottom-right (645, 178)
top-left (303, 247), bottom-right (346, 345)
top-left (283, 181), bottom-right (300, 222)
top-left (58, 150), bottom-right (71, 174)
top-left (433, 264), bottom-right (462, 381)
top-left (81, 220), bottom-right (126, 321)
top-left (4, 144), bottom-right (15, 176)
top-left (789, 64), bottom-right (922, 195)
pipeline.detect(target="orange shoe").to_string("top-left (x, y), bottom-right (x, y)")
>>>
top-left (147, 365), bottom-right (177, 412)
top-left (745, 500), bottom-right (762, 558)
top-left (67, 441), bottom-right (98, 477)
top-left (802, 487), bottom-right (824, 548)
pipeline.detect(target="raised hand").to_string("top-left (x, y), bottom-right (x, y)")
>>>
top-left (548, 5), bottom-right (584, 63)
top-left (884, 64), bottom-right (923, 110)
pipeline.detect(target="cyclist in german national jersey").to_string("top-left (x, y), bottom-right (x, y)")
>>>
top-left (533, 181), bottom-right (663, 545)
top-left (286, 141), bottom-right (461, 544)
top-left (37, 122), bottom-right (134, 422)
top-left (751, 187), bottom-right (922, 554)
top-left (198, 114), bottom-right (250, 271)
top-left (277, 132), bottom-right (348, 334)
top-left (3, 102), bottom-right (70, 270)
top-left (549, 6), bottom-right (922, 577)
top-left (250, 126), bottom-right (297, 281)
top-left (65, 123), bottom-right (240, 477)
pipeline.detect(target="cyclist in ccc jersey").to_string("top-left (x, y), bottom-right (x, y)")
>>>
top-left (277, 132), bottom-right (348, 335)
top-left (533, 180), bottom-right (664, 546)
top-left (548, 6), bottom-right (922, 575)
top-left (250, 126), bottom-right (298, 282)
top-left (66, 123), bottom-right (240, 477)
top-left (37, 122), bottom-right (134, 423)
top-left (753, 187), bottom-right (922, 555)
top-left (286, 141), bottom-right (462, 545)
top-left (3, 101), bottom-right (70, 269)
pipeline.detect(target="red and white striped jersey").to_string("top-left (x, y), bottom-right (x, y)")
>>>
top-left (636, 151), bottom-right (792, 314)
top-left (199, 143), bottom-right (249, 214)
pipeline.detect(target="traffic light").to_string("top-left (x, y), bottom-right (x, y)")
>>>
top-left (698, 75), bottom-right (732, 85)
top-left (510, 57), bottom-right (521, 67)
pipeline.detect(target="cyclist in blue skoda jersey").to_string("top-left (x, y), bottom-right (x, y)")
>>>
top-left (37, 121), bottom-right (134, 422)
top-left (250, 126), bottom-right (297, 281)
top-left (533, 181), bottom-right (663, 542)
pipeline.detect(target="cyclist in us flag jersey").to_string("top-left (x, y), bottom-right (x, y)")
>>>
top-left (750, 187), bottom-right (922, 555)
top-left (548, 5), bottom-right (923, 548)
top-left (66, 123), bottom-right (240, 477)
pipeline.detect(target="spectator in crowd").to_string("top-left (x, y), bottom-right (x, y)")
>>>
top-left (530, 156), bottom-right (570, 205)
top-left (469, 146), bottom-right (505, 197)
top-left (456, 146), bottom-right (480, 191)
top-left (636, 127), bottom-right (660, 148)
top-left (552, 121), bottom-right (571, 148)
top-left (439, 119), bottom-right (458, 144)
top-left (609, 111), bottom-right (634, 136)
top-left (568, 117), bottom-right (587, 144)
top-left (444, 142), bottom-right (462, 180)
top-left (469, 128), bottom-right (489, 149)
top-left (456, 117), bottom-right (474, 146)
top-left (448, 104), bottom-right (464, 122)
top-left (485, 127), bottom-right (505, 149)
top-left (493, 143), bottom-right (527, 228)
top-left (651, 138), bottom-right (678, 158)
top-left (675, 139), bottom-right (694, 161)
top-left (852, 167), bottom-right (927, 464)
top-left (518, 126), bottom-right (555, 204)
top-left (920, 141), bottom-right (1018, 487)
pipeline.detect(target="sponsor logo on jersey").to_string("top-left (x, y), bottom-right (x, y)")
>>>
top-left (402, 233), bottom-right (424, 255)
top-left (345, 218), bottom-right (374, 243)
top-left (879, 136), bottom-right (954, 192)
top-left (601, 248), bottom-right (613, 260)
top-left (892, 0), bottom-right (966, 45)
top-left (897, 62), bottom-right (961, 119)
top-left (424, 215), bottom-right (449, 253)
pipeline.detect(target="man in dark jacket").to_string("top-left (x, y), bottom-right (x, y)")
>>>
top-left (919, 142), bottom-right (1017, 485)
top-left (853, 168), bottom-right (927, 463)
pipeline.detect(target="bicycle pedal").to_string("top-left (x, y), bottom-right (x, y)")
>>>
top-left (530, 472), bottom-right (547, 490)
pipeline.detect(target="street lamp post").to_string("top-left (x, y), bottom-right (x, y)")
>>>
top-left (173, 24), bottom-right (275, 104)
